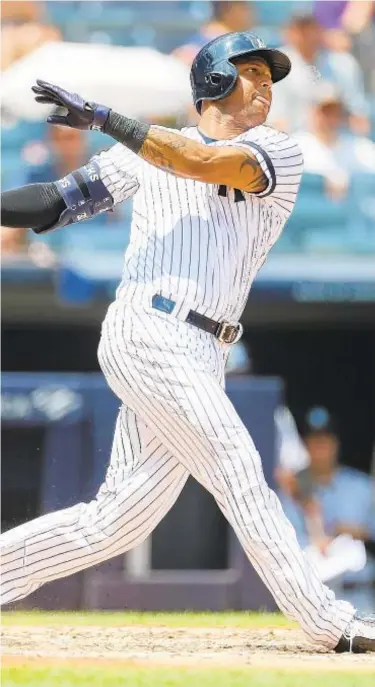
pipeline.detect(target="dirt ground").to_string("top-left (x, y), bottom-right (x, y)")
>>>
top-left (2, 625), bottom-right (375, 671)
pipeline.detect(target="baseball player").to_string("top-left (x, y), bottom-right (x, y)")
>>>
top-left (1, 33), bottom-right (374, 653)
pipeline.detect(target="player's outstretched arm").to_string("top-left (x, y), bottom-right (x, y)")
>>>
top-left (1, 182), bottom-right (66, 232)
top-left (1, 150), bottom-right (139, 234)
top-left (137, 127), bottom-right (268, 194)
top-left (31, 80), bottom-right (268, 194)
top-left (0, 157), bottom-right (118, 233)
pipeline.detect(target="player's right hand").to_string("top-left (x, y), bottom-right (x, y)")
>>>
top-left (32, 80), bottom-right (110, 132)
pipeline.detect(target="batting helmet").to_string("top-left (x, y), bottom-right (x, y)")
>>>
top-left (191, 32), bottom-right (291, 113)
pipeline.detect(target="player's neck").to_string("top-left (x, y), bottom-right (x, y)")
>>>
top-left (198, 108), bottom-right (256, 140)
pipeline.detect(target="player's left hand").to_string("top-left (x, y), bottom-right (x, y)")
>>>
top-left (31, 79), bottom-right (110, 131)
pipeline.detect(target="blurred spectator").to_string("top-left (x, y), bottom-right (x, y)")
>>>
top-left (2, 1), bottom-right (42, 22)
top-left (23, 111), bottom-right (130, 226)
top-left (313, 1), bottom-right (375, 93)
top-left (313, 0), bottom-right (374, 45)
top-left (274, 405), bottom-right (312, 491)
top-left (274, 405), bottom-right (328, 547)
top-left (294, 82), bottom-right (375, 200)
top-left (23, 117), bottom-right (89, 184)
top-left (268, 14), bottom-right (370, 135)
top-left (1, 1), bottom-right (61, 72)
top-left (280, 408), bottom-right (375, 611)
top-left (0, 221), bottom-right (55, 267)
top-left (1, 225), bottom-right (28, 256)
top-left (173, 1), bottom-right (255, 67)
top-left (2, 115), bottom-right (83, 259)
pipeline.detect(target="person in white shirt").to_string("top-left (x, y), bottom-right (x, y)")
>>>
top-left (294, 82), bottom-right (375, 200)
top-left (268, 14), bottom-right (370, 135)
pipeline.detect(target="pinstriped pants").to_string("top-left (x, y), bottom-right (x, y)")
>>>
top-left (0, 300), bottom-right (354, 647)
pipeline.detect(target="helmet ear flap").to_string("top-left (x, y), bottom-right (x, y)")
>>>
top-left (192, 55), bottom-right (238, 112)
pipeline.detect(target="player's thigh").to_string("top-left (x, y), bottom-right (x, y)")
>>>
top-left (101, 404), bottom-right (169, 489)
top-left (96, 405), bottom-right (189, 529)
top-left (101, 345), bottom-right (262, 500)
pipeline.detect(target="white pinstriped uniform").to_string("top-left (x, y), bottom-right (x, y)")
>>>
top-left (0, 126), bottom-right (355, 646)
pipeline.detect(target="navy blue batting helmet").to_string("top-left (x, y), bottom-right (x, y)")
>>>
top-left (191, 32), bottom-right (291, 113)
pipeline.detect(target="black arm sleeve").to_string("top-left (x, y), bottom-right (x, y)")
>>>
top-left (104, 111), bottom-right (150, 154)
top-left (1, 182), bottom-right (66, 232)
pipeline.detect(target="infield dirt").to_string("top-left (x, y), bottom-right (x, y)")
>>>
top-left (2, 624), bottom-right (375, 672)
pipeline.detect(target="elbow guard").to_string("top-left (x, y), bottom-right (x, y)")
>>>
top-left (35, 159), bottom-right (114, 234)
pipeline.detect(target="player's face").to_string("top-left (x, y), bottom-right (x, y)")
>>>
top-left (229, 57), bottom-right (273, 126)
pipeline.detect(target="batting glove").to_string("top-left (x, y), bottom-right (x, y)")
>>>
top-left (32, 79), bottom-right (110, 131)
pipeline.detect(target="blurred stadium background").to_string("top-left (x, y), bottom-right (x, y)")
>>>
top-left (1, 1), bottom-right (375, 614)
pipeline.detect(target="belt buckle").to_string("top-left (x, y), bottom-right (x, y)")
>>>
top-left (217, 322), bottom-right (243, 345)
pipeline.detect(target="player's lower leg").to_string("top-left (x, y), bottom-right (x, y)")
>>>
top-left (0, 408), bottom-right (187, 605)
top-left (0, 462), bottom-right (185, 605)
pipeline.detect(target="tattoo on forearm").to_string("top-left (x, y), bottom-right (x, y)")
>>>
top-left (138, 127), bottom-right (267, 193)
top-left (139, 130), bottom-right (190, 174)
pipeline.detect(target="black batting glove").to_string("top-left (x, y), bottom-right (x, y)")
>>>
top-left (32, 79), bottom-right (110, 131)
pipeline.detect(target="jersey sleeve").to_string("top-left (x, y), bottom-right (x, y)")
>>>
top-left (92, 143), bottom-right (141, 205)
top-left (235, 128), bottom-right (304, 217)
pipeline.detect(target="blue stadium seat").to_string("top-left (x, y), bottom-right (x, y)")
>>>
top-left (278, 171), bottom-right (375, 255)
top-left (345, 174), bottom-right (375, 251)
top-left (46, 1), bottom-right (79, 25)
top-left (252, 26), bottom-right (282, 48)
top-left (2, 121), bottom-right (46, 151)
top-left (285, 174), bottom-right (349, 248)
top-left (2, 124), bottom-right (29, 151)
top-left (59, 221), bottom-right (131, 253)
top-left (30, 220), bottom-right (130, 260)
top-left (73, 1), bottom-right (194, 26)
top-left (302, 226), bottom-right (352, 253)
top-left (1, 152), bottom-right (27, 191)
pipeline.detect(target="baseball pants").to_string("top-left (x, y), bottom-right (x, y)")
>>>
top-left (0, 299), bottom-right (354, 647)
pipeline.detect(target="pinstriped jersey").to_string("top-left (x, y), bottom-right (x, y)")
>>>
top-left (95, 125), bottom-right (303, 323)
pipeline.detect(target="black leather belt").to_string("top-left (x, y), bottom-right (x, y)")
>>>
top-left (151, 294), bottom-right (243, 345)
